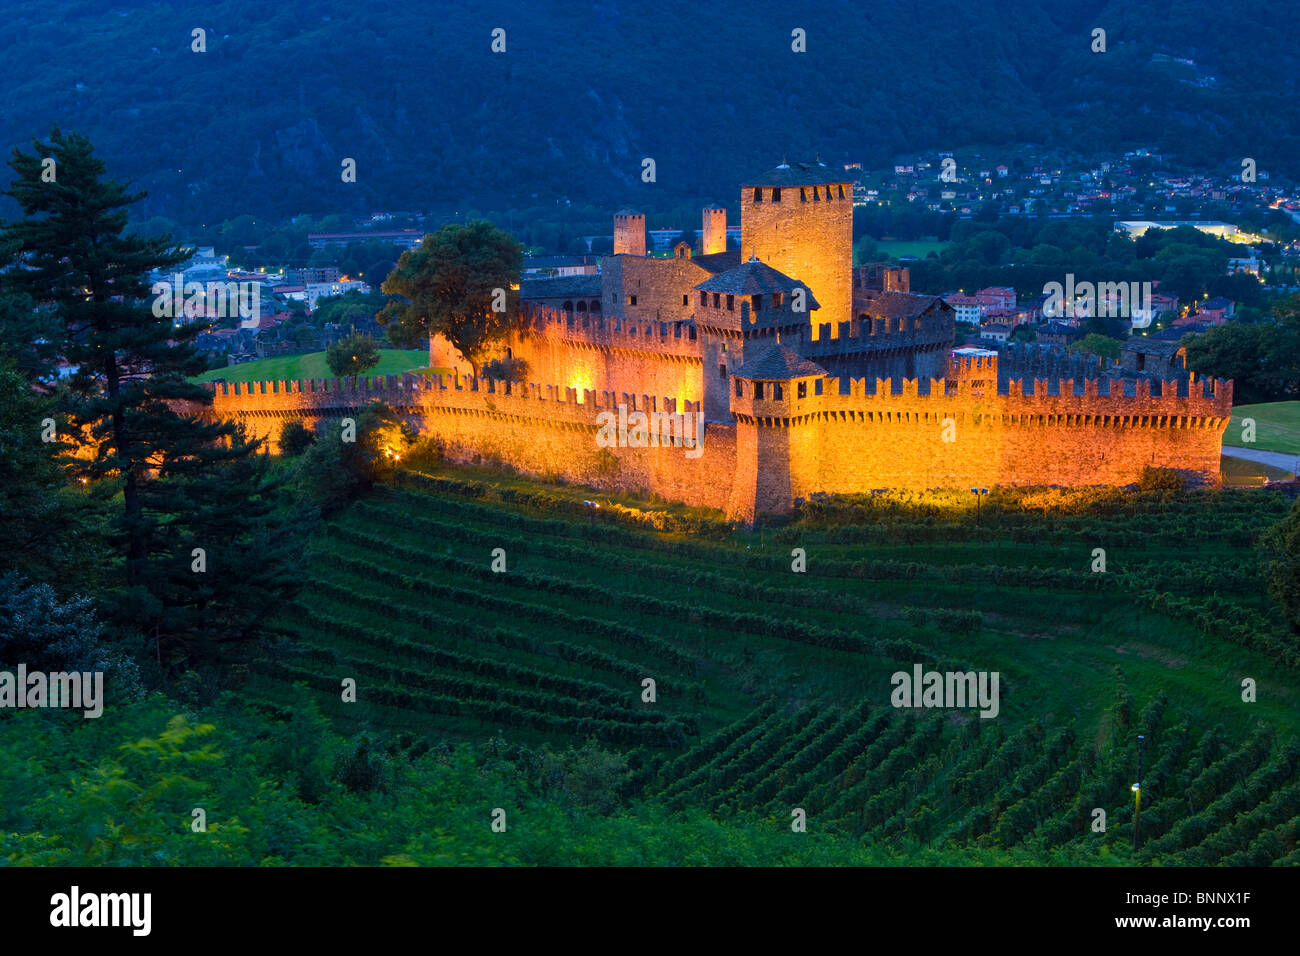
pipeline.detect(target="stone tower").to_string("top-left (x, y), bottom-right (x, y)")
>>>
top-left (613, 210), bottom-right (646, 257)
top-left (740, 161), bottom-right (854, 340)
top-left (726, 343), bottom-right (827, 522)
top-left (702, 204), bottom-right (728, 255)
top-left (692, 258), bottom-right (820, 423)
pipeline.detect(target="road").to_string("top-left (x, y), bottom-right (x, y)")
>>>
top-left (1222, 445), bottom-right (1300, 475)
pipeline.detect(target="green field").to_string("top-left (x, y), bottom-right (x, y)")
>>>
top-left (1226, 402), bottom-right (1300, 455)
top-left (874, 238), bottom-right (950, 259)
top-left (249, 469), bottom-right (1300, 865)
top-left (192, 349), bottom-right (427, 384)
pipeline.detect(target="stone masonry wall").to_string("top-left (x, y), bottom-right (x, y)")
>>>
top-left (206, 368), bottom-right (1231, 522)
top-left (741, 182), bottom-right (854, 336)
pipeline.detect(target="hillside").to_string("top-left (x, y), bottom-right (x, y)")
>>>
top-left (235, 469), bottom-right (1299, 864)
top-left (1, 0), bottom-right (1297, 227)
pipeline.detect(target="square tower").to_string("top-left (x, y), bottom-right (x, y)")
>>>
top-left (613, 210), bottom-right (646, 257)
top-left (740, 161), bottom-right (854, 338)
top-left (702, 204), bottom-right (728, 255)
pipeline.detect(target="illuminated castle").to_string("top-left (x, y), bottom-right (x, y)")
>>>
top-left (210, 161), bottom-right (1232, 521)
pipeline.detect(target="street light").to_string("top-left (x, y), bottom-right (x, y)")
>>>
top-left (1133, 734), bottom-right (1146, 852)
top-left (970, 487), bottom-right (988, 524)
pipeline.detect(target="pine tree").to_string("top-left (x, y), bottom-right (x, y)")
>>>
top-left (1, 128), bottom-right (306, 667)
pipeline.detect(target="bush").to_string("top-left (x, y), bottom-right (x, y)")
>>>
top-left (294, 401), bottom-right (412, 513)
top-left (0, 573), bottom-right (142, 700)
top-left (1138, 466), bottom-right (1186, 494)
top-left (404, 435), bottom-right (445, 471)
top-left (335, 732), bottom-right (392, 794)
top-left (279, 419), bottom-right (316, 457)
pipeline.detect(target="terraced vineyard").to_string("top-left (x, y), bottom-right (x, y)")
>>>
top-left (257, 471), bottom-right (1300, 864)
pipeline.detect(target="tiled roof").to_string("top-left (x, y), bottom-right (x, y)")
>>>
top-left (691, 249), bottom-right (742, 275)
top-left (732, 344), bottom-right (827, 380)
top-left (520, 274), bottom-right (602, 300)
top-left (694, 259), bottom-right (819, 306)
top-left (1123, 338), bottom-right (1184, 355)
top-left (741, 161), bottom-right (850, 188)
top-left (856, 290), bottom-right (948, 320)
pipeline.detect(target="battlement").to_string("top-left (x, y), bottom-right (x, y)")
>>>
top-left (730, 371), bottom-right (1232, 424)
top-left (206, 371), bottom-right (701, 424)
top-left (519, 304), bottom-right (702, 360)
top-left (800, 310), bottom-right (953, 354)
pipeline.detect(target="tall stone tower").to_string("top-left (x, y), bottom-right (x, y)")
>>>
top-left (702, 204), bottom-right (728, 255)
top-left (613, 210), bottom-right (646, 256)
top-left (740, 161), bottom-right (854, 339)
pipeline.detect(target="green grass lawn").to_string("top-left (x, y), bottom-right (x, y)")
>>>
top-left (193, 349), bottom-right (427, 384)
top-left (1225, 401), bottom-right (1300, 455)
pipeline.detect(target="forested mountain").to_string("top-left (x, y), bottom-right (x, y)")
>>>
top-left (1, 0), bottom-right (1296, 226)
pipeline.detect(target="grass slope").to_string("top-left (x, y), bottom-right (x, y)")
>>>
top-left (192, 349), bottom-right (427, 384)
top-left (1226, 401), bottom-right (1300, 456)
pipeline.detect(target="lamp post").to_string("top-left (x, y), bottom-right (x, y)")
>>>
top-left (970, 487), bottom-right (988, 524)
top-left (1133, 733), bottom-right (1146, 853)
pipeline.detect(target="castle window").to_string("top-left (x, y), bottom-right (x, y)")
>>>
top-left (754, 382), bottom-right (764, 399)
top-left (752, 295), bottom-right (761, 312)
top-left (563, 300), bottom-right (574, 311)
top-left (772, 292), bottom-right (783, 308)
top-left (773, 383), bottom-right (783, 400)
top-left (713, 293), bottom-right (720, 309)
top-left (797, 381), bottom-right (807, 399)
top-left (726, 294), bottom-right (734, 311)
top-left (682, 294), bottom-right (689, 306)
top-left (719, 364), bottom-right (727, 379)
top-left (913, 317), bottom-right (922, 330)
top-left (628, 295), bottom-right (637, 306)
top-left (898, 317), bottom-right (906, 332)
top-left (721, 342), bottom-right (727, 353)
top-left (814, 378), bottom-right (823, 395)
top-left (812, 187), bottom-right (820, 202)
top-left (800, 188), bottom-right (807, 202)
top-left (772, 188), bottom-right (782, 203)
top-left (735, 379), bottom-right (743, 397)
top-left (838, 184), bottom-right (846, 199)
top-left (753, 188), bottom-right (763, 203)
top-left (700, 291), bottom-right (708, 307)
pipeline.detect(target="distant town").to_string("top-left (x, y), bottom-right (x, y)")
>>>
top-left (146, 143), bottom-right (1297, 378)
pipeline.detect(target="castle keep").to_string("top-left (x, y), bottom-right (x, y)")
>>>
top-left (208, 160), bottom-right (1233, 521)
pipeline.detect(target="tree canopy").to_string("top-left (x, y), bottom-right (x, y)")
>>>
top-left (378, 221), bottom-right (523, 375)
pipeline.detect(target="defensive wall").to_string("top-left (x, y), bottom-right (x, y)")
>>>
top-left (204, 361), bottom-right (1233, 522)
top-left (206, 372), bottom-right (737, 514)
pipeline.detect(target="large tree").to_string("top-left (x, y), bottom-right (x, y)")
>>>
top-left (0, 129), bottom-right (302, 667)
top-left (378, 220), bottom-right (523, 376)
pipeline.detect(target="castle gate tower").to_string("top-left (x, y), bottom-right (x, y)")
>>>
top-left (740, 161), bottom-right (853, 340)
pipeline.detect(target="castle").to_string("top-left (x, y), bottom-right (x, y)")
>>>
top-left (208, 160), bottom-right (1233, 522)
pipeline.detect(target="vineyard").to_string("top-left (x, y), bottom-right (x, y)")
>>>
top-left (256, 469), bottom-right (1300, 864)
